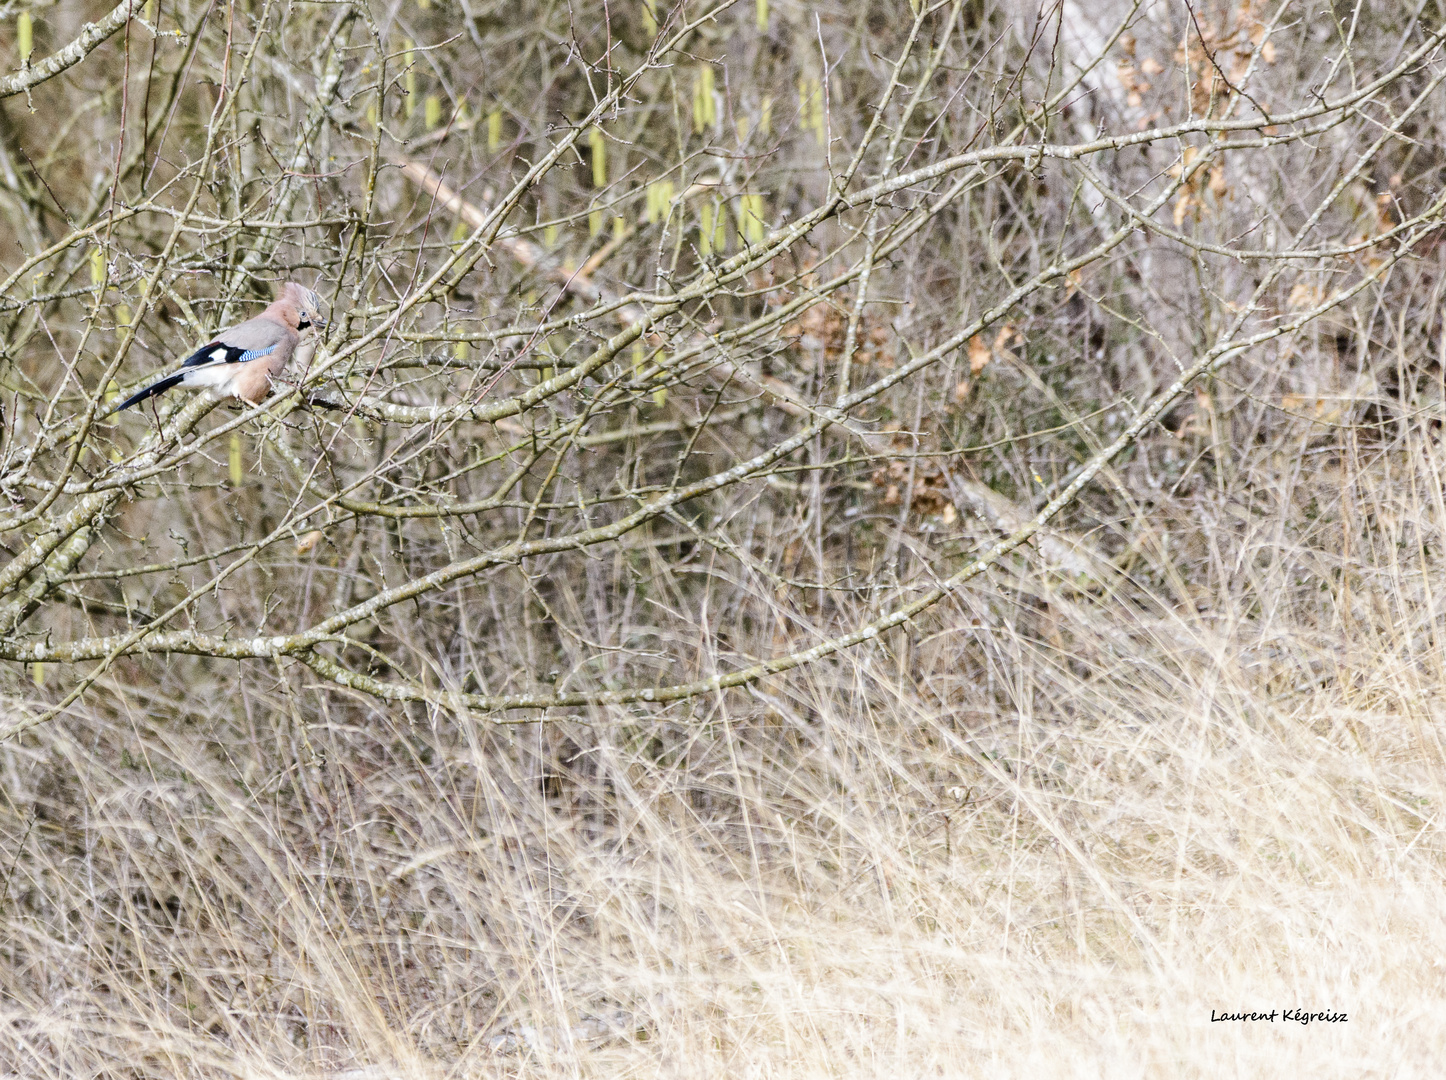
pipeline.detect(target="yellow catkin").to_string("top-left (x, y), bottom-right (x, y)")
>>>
top-left (642, 0), bottom-right (657, 35)
top-left (31, 662), bottom-right (43, 687)
top-left (543, 223), bottom-right (558, 248)
top-left (114, 305), bottom-right (131, 327)
top-left (424, 94), bottom-right (441, 129)
top-left (104, 379), bottom-right (119, 403)
top-left (736, 114), bottom-right (750, 144)
top-left (692, 67), bottom-right (716, 132)
top-left (454, 340), bottom-right (469, 360)
top-left (452, 219), bottom-right (470, 250)
top-left (589, 209), bottom-right (603, 238)
top-left (713, 202), bottom-right (728, 251)
top-left (653, 386), bottom-right (667, 407)
top-left (613, 215), bottom-right (627, 241)
top-left (487, 109), bottom-right (502, 151)
top-left (90, 247), bottom-right (105, 286)
top-left (17, 12), bottom-right (31, 62)
top-left (229, 432), bottom-right (243, 486)
top-left (144, 0), bottom-right (156, 24)
top-left (417, 0), bottom-right (431, 8)
top-left (366, 101), bottom-right (378, 126)
top-left (760, 96), bottom-right (773, 136)
top-left (403, 40), bottom-right (416, 118)
top-left (757, 0), bottom-right (768, 32)
top-left (695, 66), bottom-right (715, 132)
top-left (698, 204), bottom-right (713, 256)
top-left (798, 77), bottom-right (826, 143)
top-left (646, 180), bottom-right (674, 224)
top-left (589, 127), bottom-right (606, 188)
top-left (632, 341), bottom-right (645, 375)
top-left (735, 194), bottom-right (765, 245)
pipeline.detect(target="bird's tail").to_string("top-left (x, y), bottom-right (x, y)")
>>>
top-left (115, 372), bottom-right (186, 412)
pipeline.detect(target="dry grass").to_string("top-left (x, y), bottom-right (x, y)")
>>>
top-left (6, 415), bottom-right (1446, 1077)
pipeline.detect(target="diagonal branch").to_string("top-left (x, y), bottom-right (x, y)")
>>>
top-left (0, 0), bottom-right (139, 100)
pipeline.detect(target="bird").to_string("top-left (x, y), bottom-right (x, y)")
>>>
top-left (115, 282), bottom-right (326, 412)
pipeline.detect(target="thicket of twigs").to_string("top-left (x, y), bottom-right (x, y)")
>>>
top-left (0, 0), bottom-right (1444, 1074)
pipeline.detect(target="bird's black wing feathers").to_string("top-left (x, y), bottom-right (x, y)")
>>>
top-left (181, 342), bottom-right (244, 368)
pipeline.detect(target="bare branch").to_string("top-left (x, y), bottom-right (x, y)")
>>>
top-left (0, 0), bottom-right (139, 100)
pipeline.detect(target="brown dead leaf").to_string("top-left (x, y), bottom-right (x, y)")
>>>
top-left (295, 530), bottom-right (324, 555)
top-left (1167, 145), bottom-right (1197, 180)
top-left (1287, 283), bottom-right (1324, 310)
top-left (993, 324), bottom-right (1023, 360)
top-left (968, 334), bottom-right (991, 374)
top-left (1209, 166), bottom-right (1228, 199)
top-left (1173, 191), bottom-right (1197, 226)
top-left (1281, 393), bottom-right (1346, 425)
top-left (1374, 192), bottom-right (1397, 234)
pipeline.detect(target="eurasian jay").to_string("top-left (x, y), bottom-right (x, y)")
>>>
top-left (116, 282), bottom-right (326, 412)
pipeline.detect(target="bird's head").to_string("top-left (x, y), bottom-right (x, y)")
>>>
top-left (279, 282), bottom-right (328, 332)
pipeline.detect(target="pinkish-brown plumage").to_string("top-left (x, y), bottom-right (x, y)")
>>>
top-left (116, 282), bottom-right (326, 411)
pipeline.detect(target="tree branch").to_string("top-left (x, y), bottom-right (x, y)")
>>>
top-left (0, 0), bottom-right (139, 100)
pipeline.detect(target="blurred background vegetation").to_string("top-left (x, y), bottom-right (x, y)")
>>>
top-left (0, 0), bottom-right (1444, 1074)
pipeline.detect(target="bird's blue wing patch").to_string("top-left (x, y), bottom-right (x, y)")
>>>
top-left (236, 344), bottom-right (277, 363)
